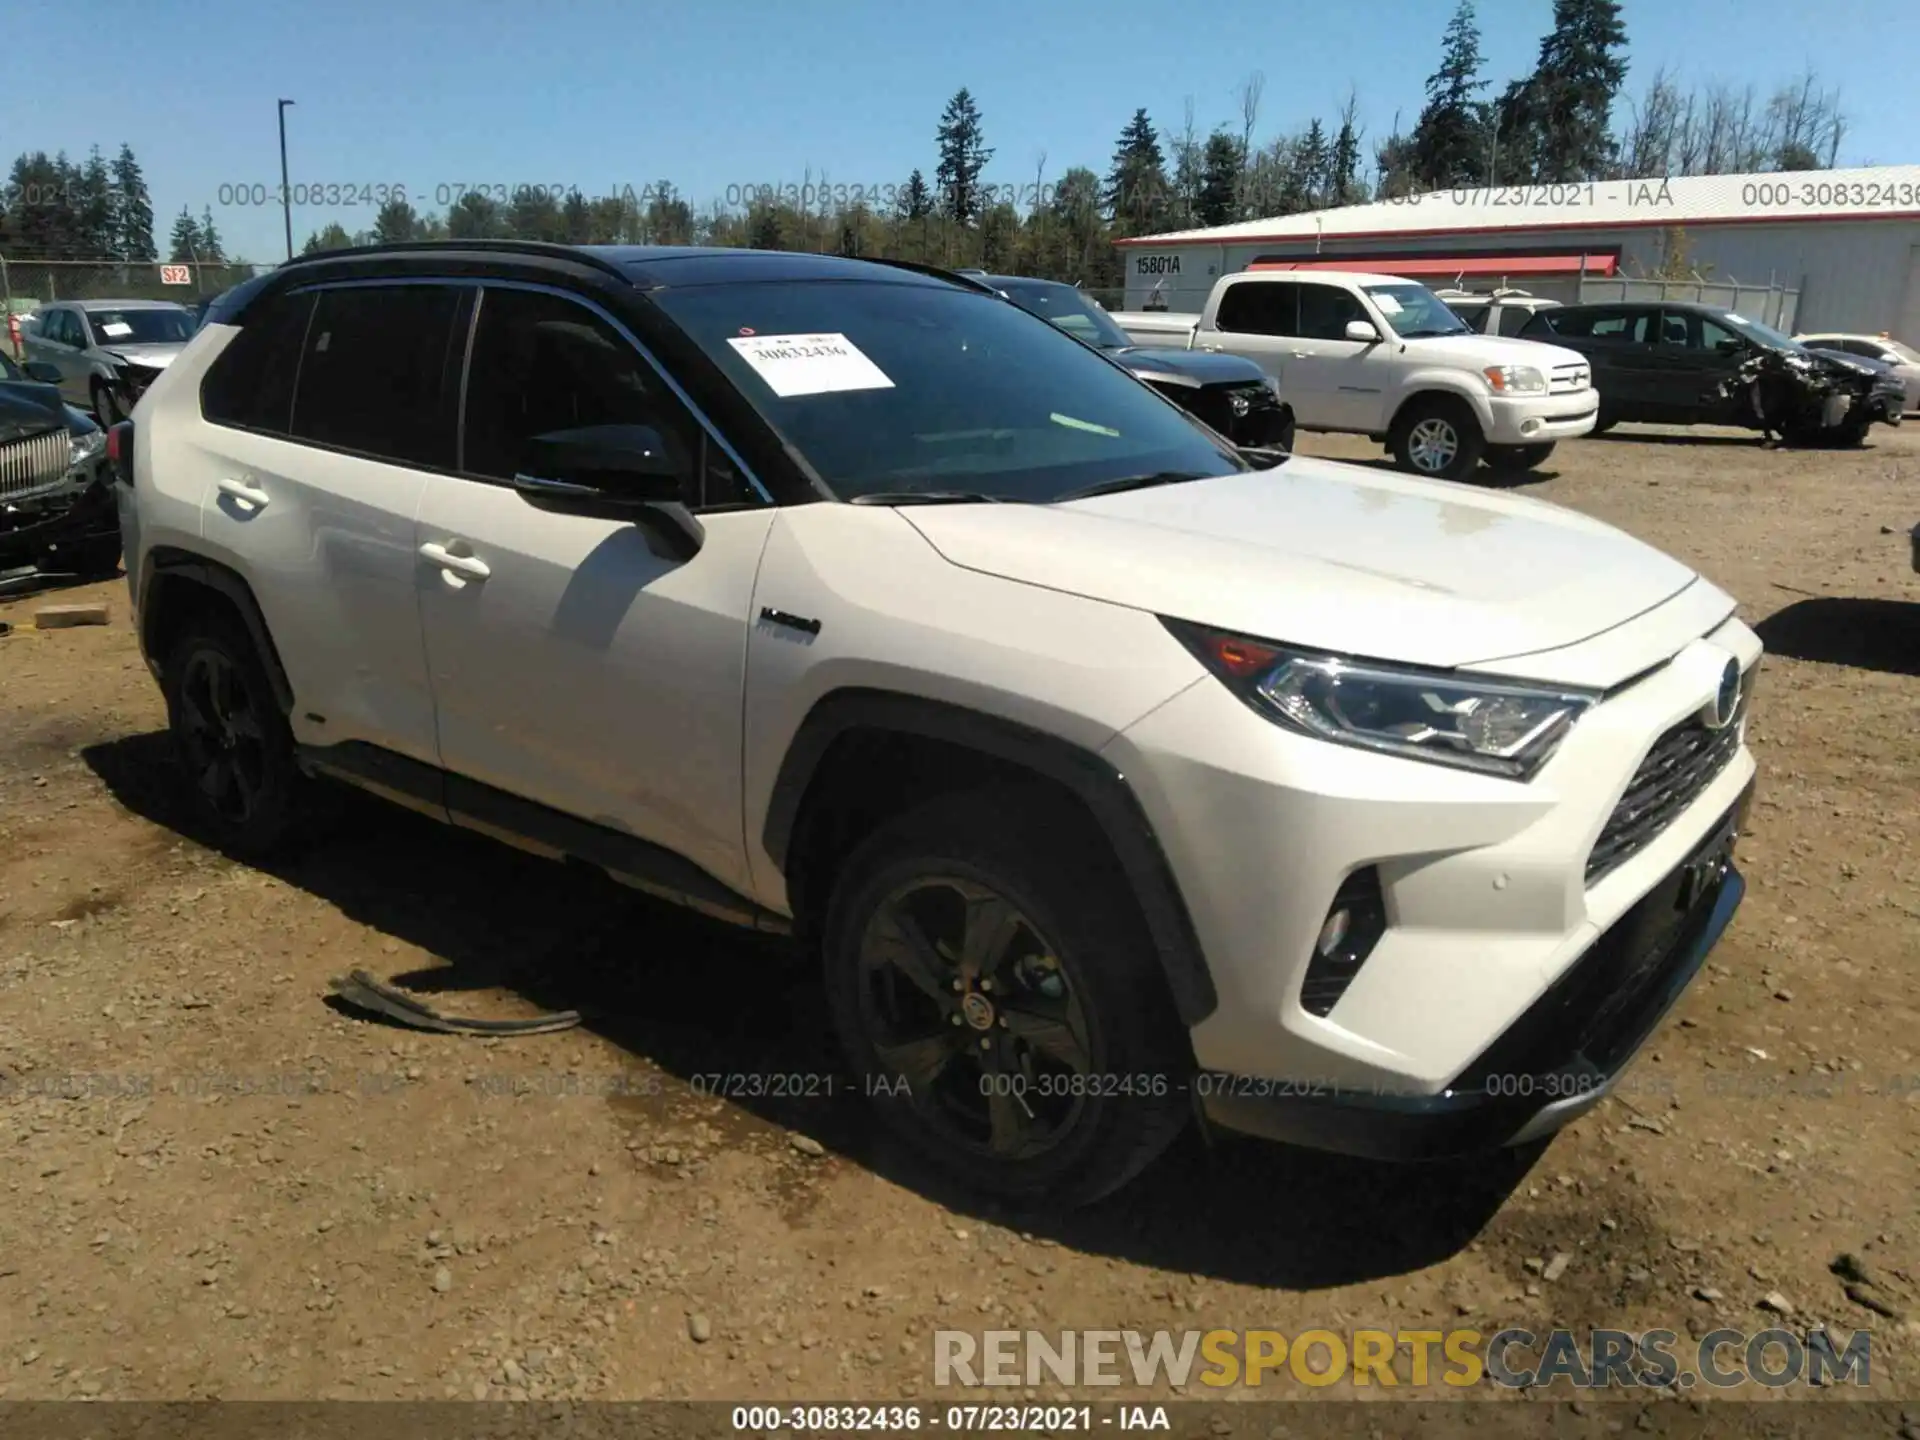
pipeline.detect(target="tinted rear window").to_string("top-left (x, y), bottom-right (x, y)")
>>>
top-left (1214, 282), bottom-right (1298, 336)
top-left (288, 285), bottom-right (466, 468)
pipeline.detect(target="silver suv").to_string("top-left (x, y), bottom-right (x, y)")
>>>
top-left (21, 299), bottom-right (196, 426)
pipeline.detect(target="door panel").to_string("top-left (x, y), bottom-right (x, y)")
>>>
top-left (1206, 280), bottom-right (1299, 396)
top-left (1290, 282), bottom-right (1387, 431)
top-left (196, 281), bottom-right (465, 764)
top-left (417, 283), bottom-right (772, 895)
top-left (415, 483), bottom-right (773, 894)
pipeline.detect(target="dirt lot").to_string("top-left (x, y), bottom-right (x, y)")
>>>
top-left (1, 423), bottom-right (1916, 1408)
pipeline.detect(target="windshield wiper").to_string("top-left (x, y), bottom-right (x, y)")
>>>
top-left (1398, 326), bottom-right (1471, 339)
top-left (1055, 470), bottom-right (1214, 502)
top-left (848, 489), bottom-right (1012, 506)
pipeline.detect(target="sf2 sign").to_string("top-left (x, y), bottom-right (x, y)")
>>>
top-left (1134, 253), bottom-right (1182, 276)
top-left (158, 264), bottom-right (192, 285)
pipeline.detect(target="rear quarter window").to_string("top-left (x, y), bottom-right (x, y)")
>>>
top-left (201, 291), bottom-right (315, 435)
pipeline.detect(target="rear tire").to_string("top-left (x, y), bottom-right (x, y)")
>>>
top-left (1484, 441), bottom-right (1555, 472)
top-left (91, 382), bottom-right (124, 429)
top-left (1591, 407), bottom-right (1618, 436)
top-left (822, 787), bottom-right (1193, 1208)
top-left (1391, 396), bottom-right (1484, 481)
top-left (160, 609), bottom-right (308, 859)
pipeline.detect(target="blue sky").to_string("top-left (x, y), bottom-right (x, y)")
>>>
top-left (22, 0), bottom-right (1916, 262)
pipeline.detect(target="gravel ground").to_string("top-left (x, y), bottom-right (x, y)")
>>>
top-left (0, 421), bottom-right (1915, 1407)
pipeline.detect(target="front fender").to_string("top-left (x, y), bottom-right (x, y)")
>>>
top-left (1390, 372), bottom-right (1495, 434)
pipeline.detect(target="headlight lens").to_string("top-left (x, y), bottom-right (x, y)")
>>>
top-left (1165, 620), bottom-right (1597, 780)
top-left (67, 429), bottom-right (106, 472)
top-left (1483, 364), bottom-right (1547, 395)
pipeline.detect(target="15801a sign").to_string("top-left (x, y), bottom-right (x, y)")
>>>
top-left (1134, 253), bottom-right (1182, 276)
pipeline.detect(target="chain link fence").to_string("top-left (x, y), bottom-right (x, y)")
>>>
top-left (2, 256), bottom-right (263, 315)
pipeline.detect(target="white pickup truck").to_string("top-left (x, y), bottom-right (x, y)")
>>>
top-left (1111, 270), bottom-right (1598, 480)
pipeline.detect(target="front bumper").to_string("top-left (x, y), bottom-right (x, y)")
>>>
top-left (0, 466), bottom-right (119, 570)
top-left (1199, 784), bottom-right (1749, 1159)
top-left (1484, 393), bottom-right (1599, 445)
top-left (1107, 604), bottom-right (1761, 1117)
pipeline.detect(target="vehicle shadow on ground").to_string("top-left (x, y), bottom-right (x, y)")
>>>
top-left (1588, 429), bottom-right (1760, 448)
top-left (83, 730), bottom-right (1536, 1291)
top-left (1756, 597), bottom-right (1920, 678)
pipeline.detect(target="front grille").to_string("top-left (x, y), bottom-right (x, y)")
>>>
top-left (1549, 363), bottom-right (1591, 394)
top-left (0, 427), bottom-right (71, 500)
top-left (1586, 679), bottom-right (1750, 885)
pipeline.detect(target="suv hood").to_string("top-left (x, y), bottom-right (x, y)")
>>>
top-left (1109, 346), bottom-right (1269, 389)
top-left (0, 382), bottom-right (68, 444)
top-left (102, 343), bottom-right (182, 369)
top-left (901, 457), bottom-right (1698, 670)
top-left (1400, 331), bottom-right (1589, 372)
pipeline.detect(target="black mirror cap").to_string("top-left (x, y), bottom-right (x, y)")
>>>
top-left (22, 360), bottom-right (62, 385)
top-left (522, 423), bottom-right (688, 502)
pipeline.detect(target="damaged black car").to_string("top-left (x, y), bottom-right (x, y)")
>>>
top-left (0, 352), bottom-right (121, 588)
top-left (967, 272), bottom-right (1296, 451)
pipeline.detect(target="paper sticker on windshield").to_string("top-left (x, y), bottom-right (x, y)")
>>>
top-left (98, 321), bottom-right (133, 338)
top-left (1372, 293), bottom-right (1404, 316)
top-left (726, 332), bottom-right (894, 397)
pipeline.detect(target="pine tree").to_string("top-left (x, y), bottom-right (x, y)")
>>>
top-left (934, 88), bottom-right (994, 225)
top-left (1495, 0), bottom-right (1630, 183)
top-left (747, 205), bottom-right (784, 251)
top-left (447, 191), bottom-right (504, 239)
top-left (899, 169), bottom-right (933, 221)
top-left (1295, 119), bottom-right (1330, 210)
top-left (76, 146), bottom-right (116, 258)
top-left (371, 197), bottom-right (421, 244)
top-left (167, 207), bottom-right (202, 263)
top-left (197, 206), bottom-right (227, 263)
top-left (110, 144), bottom-right (156, 263)
top-left (1195, 131), bottom-right (1242, 226)
top-left (1328, 100), bottom-right (1365, 206)
top-left (1104, 109), bottom-right (1169, 236)
top-left (302, 222), bottom-right (353, 255)
top-left (1411, 1), bottom-right (1492, 189)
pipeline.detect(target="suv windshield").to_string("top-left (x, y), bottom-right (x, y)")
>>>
top-left (991, 279), bottom-right (1133, 350)
top-left (1717, 311), bottom-right (1804, 354)
top-left (1362, 283), bottom-right (1472, 339)
top-left (652, 279), bottom-right (1244, 503)
top-left (85, 308), bottom-right (194, 346)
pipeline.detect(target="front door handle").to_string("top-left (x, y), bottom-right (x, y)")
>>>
top-left (418, 542), bottom-right (491, 580)
top-left (216, 477), bottom-right (270, 509)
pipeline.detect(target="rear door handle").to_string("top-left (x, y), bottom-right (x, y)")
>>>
top-left (216, 477), bottom-right (270, 509)
top-left (418, 542), bottom-right (491, 580)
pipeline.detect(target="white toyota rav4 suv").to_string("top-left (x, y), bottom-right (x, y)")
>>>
top-left (111, 242), bottom-right (1759, 1205)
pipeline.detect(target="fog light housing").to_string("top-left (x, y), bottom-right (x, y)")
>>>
top-left (1520, 417), bottom-right (1542, 436)
top-left (1299, 867), bottom-right (1388, 1018)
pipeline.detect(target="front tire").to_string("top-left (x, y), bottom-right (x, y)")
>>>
top-left (822, 788), bottom-right (1192, 1207)
top-left (1485, 441), bottom-right (1555, 471)
top-left (161, 610), bottom-right (307, 858)
top-left (1391, 396), bottom-right (1484, 480)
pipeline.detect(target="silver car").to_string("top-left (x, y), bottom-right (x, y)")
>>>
top-left (20, 298), bottom-right (196, 426)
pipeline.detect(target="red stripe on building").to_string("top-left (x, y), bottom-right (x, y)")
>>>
top-left (1247, 254), bottom-right (1620, 277)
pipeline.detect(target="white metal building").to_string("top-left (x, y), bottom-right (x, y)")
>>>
top-left (1116, 165), bottom-right (1920, 342)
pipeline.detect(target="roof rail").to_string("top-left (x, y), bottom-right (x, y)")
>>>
top-left (858, 256), bottom-right (1002, 294)
top-left (278, 237), bottom-right (636, 286)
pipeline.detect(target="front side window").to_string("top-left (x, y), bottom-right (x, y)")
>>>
top-left (461, 287), bottom-right (754, 509)
top-left (288, 284), bottom-right (465, 468)
top-left (1296, 284), bottom-right (1368, 340)
top-left (651, 279), bottom-right (1243, 503)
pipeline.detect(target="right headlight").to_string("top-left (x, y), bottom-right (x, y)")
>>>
top-left (67, 428), bottom-right (106, 473)
top-left (1165, 619), bottom-right (1597, 780)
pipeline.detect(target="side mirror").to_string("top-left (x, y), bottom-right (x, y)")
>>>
top-left (512, 424), bottom-right (704, 556)
top-left (1714, 339), bottom-right (1743, 355)
top-left (22, 361), bottom-right (62, 384)
top-left (1345, 319), bottom-right (1379, 343)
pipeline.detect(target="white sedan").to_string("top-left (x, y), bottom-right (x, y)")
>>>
top-left (1794, 331), bottom-right (1920, 413)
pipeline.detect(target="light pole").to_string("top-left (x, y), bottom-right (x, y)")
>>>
top-left (278, 99), bottom-right (296, 261)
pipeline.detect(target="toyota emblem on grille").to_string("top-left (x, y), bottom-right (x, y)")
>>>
top-left (1702, 658), bottom-right (1742, 730)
